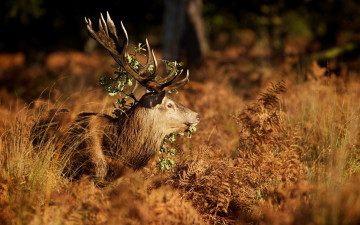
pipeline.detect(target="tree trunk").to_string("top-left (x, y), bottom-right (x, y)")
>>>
top-left (163, 0), bottom-right (207, 67)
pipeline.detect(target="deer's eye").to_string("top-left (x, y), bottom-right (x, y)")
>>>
top-left (167, 103), bottom-right (173, 108)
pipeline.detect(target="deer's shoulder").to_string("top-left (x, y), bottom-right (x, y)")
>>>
top-left (75, 112), bottom-right (118, 127)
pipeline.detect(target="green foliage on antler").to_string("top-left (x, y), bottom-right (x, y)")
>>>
top-left (99, 42), bottom-right (155, 117)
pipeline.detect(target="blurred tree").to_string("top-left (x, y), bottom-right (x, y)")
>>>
top-left (0, 0), bottom-right (165, 64)
top-left (163, 0), bottom-right (208, 66)
top-left (6, 0), bottom-right (45, 23)
top-left (1, 0), bottom-right (360, 64)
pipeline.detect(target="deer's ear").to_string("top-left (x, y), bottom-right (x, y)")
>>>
top-left (146, 91), bottom-right (166, 108)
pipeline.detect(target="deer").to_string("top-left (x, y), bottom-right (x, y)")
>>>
top-left (31, 12), bottom-right (200, 185)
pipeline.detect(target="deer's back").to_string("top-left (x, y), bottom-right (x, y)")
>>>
top-left (31, 109), bottom-right (117, 148)
top-left (31, 109), bottom-right (121, 179)
top-left (31, 109), bottom-right (73, 147)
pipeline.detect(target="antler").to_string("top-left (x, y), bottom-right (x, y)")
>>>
top-left (85, 12), bottom-right (189, 93)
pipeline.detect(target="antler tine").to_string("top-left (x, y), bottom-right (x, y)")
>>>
top-left (138, 38), bottom-right (154, 77)
top-left (118, 22), bottom-right (159, 83)
top-left (98, 18), bottom-right (104, 33)
top-left (106, 12), bottom-right (117, 38)
top-left (97, 14), bottom-right (107, 39)
top-left (163, 70), bottom-right (190, 91)
top-left (119, 21), bottom-right (129, 61)
top-left (151, 49), bottom-right (158, 75)
top-left (100, 13), bottom-right (109, 37)
top-left (117, 20), bottom-right (155, 84)
top-left (160, 68), bottom-right (183, 89)
top-left (156, 61), bottom-right (178, 84)
top-left (87, 17), bottom-right (92, 27)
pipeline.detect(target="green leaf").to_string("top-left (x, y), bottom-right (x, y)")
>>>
top-left (169, 159), bottom-right (175, 166)
top-left (148, 65), bottom-right (154, 72)
top-left (185, 125), bottom-right (197, 138)
top-left (168, 89), bottom-right (178, 94)
top-left (168, 134), bottom-right (176, 143)
top-left (169, 149), bottom-right (176, 156)
top-left (189, 126), bottom-right (197, 132)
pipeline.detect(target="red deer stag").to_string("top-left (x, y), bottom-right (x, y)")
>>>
top-left (31, 12), bottom-right (200, 184)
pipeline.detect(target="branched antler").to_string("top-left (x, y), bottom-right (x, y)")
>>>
top-left (85, 12), bottom-right (189, 93)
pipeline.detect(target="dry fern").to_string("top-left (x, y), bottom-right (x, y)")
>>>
top-left (237, 81), bottom-right (286, 150)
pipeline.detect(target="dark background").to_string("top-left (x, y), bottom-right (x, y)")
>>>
top-left (2, 0), bottom-right (360, 55)
top-left (1, 0), bottom-right (360, 101)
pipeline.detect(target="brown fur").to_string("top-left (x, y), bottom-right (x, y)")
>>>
top-left (31, 92), bottom-right (200, 183)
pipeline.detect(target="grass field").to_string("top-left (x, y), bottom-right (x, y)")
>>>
top-left (1, 47), bottom-right (360, 224)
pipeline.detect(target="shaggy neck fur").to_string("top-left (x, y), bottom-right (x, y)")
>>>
top-left (104, 106), bottom-right (167, 170)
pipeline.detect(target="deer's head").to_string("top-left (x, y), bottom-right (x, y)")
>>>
top-left (85, 12), bottom-right (200, 134)
top-left (139, 91), bottom-right (200, 133)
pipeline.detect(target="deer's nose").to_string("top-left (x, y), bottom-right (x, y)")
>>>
top-left (196, 114), bottom-right (201, 121)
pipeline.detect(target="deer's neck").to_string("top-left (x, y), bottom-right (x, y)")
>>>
top-left (112, 108), bottom-right (167, 170)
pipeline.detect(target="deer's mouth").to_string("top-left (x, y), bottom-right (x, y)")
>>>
top-left (185, 114), bottom-right (201, 127)
top-left (185, 121), bottom-right (200, 127)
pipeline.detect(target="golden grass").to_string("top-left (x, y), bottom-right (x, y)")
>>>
top-left (1, 56), bottom-right (360, 224)
top-left (0, 109), bottom-right (69, 224)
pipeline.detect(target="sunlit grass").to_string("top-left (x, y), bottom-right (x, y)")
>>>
top-left (0, 109), bottom-right (71, 224)
top-left (0, 61), bottom-right (360, 224)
